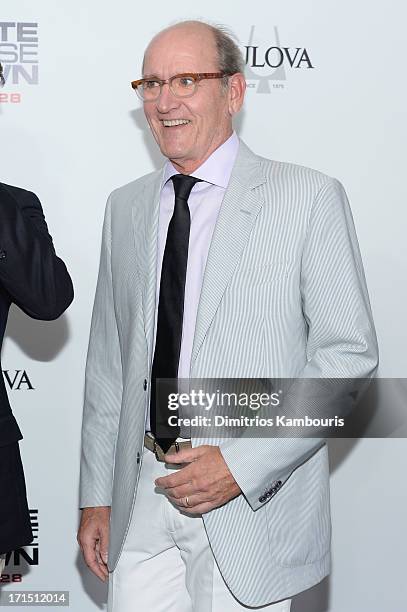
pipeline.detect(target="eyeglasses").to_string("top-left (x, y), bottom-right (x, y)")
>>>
top-left (131, 72), bottom-right (232, 101)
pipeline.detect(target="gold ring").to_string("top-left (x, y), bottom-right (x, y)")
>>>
top-left (185, 496), bottom-right (190, 507)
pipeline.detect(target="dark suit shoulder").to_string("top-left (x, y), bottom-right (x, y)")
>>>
top-left (0, 183), bottom-right (38, 201)
top-left (0, 182), bottom-right (41, 208)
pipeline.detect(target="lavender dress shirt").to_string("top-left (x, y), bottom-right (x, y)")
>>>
top-left (147, 131), bottom-right (239, 431)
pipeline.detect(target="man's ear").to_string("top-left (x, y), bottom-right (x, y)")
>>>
top-left (228, 73), bottom-right (246, 115)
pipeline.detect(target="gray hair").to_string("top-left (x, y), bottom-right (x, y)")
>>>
top-left (204, 21), bottom-right (245, 85)
top-left (144, 19), bottom-right (245, 87)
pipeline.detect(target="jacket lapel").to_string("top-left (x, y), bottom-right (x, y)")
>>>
top-left (133, 141), bottom-right (267, 373)
top-left (132, 170), bottom-right (163, 365)
top-left (190, 140), bottom-right (266, 372)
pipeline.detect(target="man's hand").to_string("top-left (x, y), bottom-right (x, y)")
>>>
top-left (77, 506), bottom-right (110, 582)
top-left (155, 445), bottom-right (241, 514)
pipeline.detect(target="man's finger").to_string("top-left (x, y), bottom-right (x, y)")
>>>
top-left (168, 492), bottom-right (210, 508)
top-left (99, 523), bottom-right (109, 565)
top-left (163, 482), bottom-right (195, 499)
top-left (95, 540), bottom-right (109, 577)
top-left (155, 462), bottom-right (194, 488)
top-left (164, 446), bottom-right (206, 464)
top-left (182, 501), bottom-right (214, 515)
top-left (82, 540), bottom-right (107, 582)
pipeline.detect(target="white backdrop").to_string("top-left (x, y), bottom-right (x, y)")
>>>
top-left (1, 2), bottom-right (406, 611)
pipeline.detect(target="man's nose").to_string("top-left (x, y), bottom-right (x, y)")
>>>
top-left (155, 82), bottom-right (180, 113)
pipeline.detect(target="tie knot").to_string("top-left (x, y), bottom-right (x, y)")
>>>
top-left (171, 174), bottom-right (201, 201)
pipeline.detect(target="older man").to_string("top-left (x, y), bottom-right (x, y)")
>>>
top-left (78, 20), bottom-right (378, 612)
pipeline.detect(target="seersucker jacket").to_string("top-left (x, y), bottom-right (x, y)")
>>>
top-left (80, 139), bottom-right (378, 606)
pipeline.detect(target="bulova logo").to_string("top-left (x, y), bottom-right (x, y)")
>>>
top-left (2, 370), bottom-right (34, 390)
top-left (244, 25), bottom-right (314, 93)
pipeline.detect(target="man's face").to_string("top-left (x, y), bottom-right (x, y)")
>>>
top-left (142, 26), bottom-right (234, 173)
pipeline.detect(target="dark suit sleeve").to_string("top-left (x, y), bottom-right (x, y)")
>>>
top-left (0, 184), bottom-right (74, 319)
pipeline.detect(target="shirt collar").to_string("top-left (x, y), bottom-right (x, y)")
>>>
top-left (161, 131), bottom-right (239, 189)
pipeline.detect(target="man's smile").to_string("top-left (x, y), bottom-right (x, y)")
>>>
top-left (161, 119), bottom-right (191, 127)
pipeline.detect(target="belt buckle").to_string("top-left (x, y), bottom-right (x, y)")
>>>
top-left (153, 438), bottom-right (180, 461)
top-left (153, 438), bottom-right (160, 461)
top-left (153, 436), bottom-right (180, 461)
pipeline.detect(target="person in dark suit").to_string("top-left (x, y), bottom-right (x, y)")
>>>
top-left (0, 66), bottom-right (74, 570)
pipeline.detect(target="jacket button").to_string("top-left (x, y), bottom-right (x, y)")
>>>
top-left (143, 379), bottom-right (147, 391)
top-left (136, 452), bottom-right (140, 464)
top-left (0, 250), bottom-right (7, 260)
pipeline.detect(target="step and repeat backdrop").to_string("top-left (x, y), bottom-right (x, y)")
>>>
top-left (1, 2), bottom-right (406, 611)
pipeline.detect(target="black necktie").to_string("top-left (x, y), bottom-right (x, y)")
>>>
top-left (150, 174), bottom-right (201, 452)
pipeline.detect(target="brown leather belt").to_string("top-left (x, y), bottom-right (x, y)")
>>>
top-left (144, 433), bottom-right (192, 462)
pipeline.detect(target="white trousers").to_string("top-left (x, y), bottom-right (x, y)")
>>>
top-left (108, 447), bottom-right (291, 612)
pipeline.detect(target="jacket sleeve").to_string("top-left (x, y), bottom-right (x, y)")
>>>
top-left (220, 177), bottom-right (379, 511)
top-left (79, 195), bottom-right (123, 508)
top-left (0, 185), bottom-right (73, 319)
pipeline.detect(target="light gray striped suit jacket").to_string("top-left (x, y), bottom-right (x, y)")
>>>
top-left (80, 139), bottom-right (378, 606)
